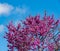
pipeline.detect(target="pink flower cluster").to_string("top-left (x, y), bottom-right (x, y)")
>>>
top-left (4, 14), bottom-right (60, 51)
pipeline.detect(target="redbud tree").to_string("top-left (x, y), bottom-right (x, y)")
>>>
top-left (4, 13), bottom-right (60, 51)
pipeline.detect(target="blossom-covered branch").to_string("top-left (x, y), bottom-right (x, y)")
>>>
top-left (4, 13), bottom-right (60, 51)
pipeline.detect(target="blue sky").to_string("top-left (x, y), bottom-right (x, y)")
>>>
top-left (0, 0), bottom-right (60, 51)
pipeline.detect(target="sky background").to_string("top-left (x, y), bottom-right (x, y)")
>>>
top-left (0, 0), bottom-right (60, 51)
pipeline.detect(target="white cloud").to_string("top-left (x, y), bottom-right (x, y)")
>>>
top-left (0, 3), bottom-right (28, 16)
top-left (0, 25), bottom-right (5, 32)
top-left (15, 7), bottom-right (27, 14)
top-left (0, 3), bottom-right (14, 15)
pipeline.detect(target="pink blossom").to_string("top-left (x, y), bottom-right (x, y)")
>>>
top-left (4, 13), bottom-right (60, 51)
